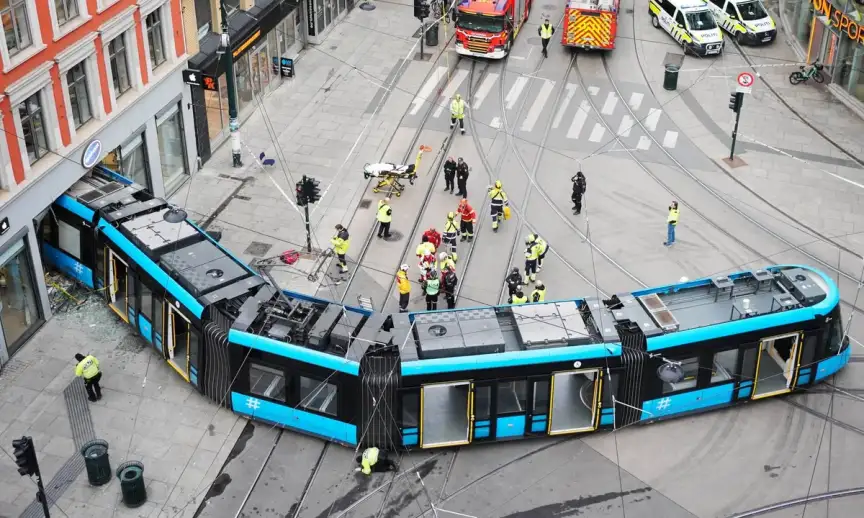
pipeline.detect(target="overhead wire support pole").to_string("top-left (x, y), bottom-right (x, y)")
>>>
top-left (220, 0), bottom-right (243, 168)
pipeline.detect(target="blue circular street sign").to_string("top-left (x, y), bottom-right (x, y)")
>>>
top-left (81, 140), bottom-right (103, 169)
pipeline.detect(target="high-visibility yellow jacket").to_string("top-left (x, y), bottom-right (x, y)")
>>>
top-left (75, 355), bottom-right (100, 379)
top-left (668, 207), bottom-right (679, 225)
top-left (532, 287), bottom-right (546, 303)
top-left (489, 188), bottom-right (507, 205)
top-left (397, 271), bottom-right (410, 295)
top-left (535, 237), bottom-right (548, 255)
top-left (525, 244), bottom-right (540, 261)
top-left (331, 229), bottom-right (350, 255)
top-left (451, 99), bottom-right (465, 119)
top-left (361, 447), bottom-right (379, 475)
top-left (539, 23), bottom-right (554, 39)
top-left (378, 201), bottom-right (392, 223)
top-left (440, 258), bottom-right (456, 272)
top-left (416, 242), bottom-right (436, 257)
top-left (510, 294), bottom-right (527, 304)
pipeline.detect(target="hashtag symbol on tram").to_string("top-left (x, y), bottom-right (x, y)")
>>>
top-left (246, 397), bottom-right (261, 411)
top-left (657, 398), bottom-right (672, 411)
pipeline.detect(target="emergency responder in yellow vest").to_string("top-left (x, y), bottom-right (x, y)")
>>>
top-left (330, 224), bottom-right (350, 273)
top-left (531, 234), bottom-right (548, 270)
top-left (439, 252), bottom-right (456, 274)
top-left (396, 264), bottom-right (410, 313)
top-left (450, 93), bottom-right (465, 135)
top-left (442, 212), bottom-right (459, 261)
top-left (416, 235), bottom-right (436, 260)
top-left (509, 290), bottom-right (528, 305)
top-left (355, 447), bottom-right (396, 475)
top-left (488, 181), bottom-right (508, 232)
top-left (377, 198), bottom-right (392, 239)
top-left (539, 18), bottom-right (555, 58)
top-left (424, 269), bottom-right (440, 310)
top-left (531, 281), bottom-right (546, 303)
top-left (524, 235), bottom-right (540, 283)
top-left (74, 353), bottom-right (102, 402)
top-left (664, 201), bottom-right (679, 247)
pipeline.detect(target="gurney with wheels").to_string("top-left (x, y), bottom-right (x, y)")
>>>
top-left (363, 145), bottom-right (432, 197)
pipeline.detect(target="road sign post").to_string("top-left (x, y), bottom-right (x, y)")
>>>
top-left (727, 72), bottom-right (755, 161)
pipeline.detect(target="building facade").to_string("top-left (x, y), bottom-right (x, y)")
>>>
top-left (784, 0), bottom-right (864, 108)
top-left (187, 0), bottom-right (304, 164)
top-left (0, 0), bottom-right (196, 364)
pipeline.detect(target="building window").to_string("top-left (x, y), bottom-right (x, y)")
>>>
top-left (1, 0), bottom-right (31, 56)
top-left (156, 104), bottom-right (188, 192)
top-left (102, 132), bottom-right (149, 189)
top-left (249, 363), bottom-right (286, 401)
top-left (0, 238), bottom-right (41, 356)
top-left (54, 0), bottom-right (78, 26)
top-left (145, 10), bottom-right (165, 69)
top-left (66, 62), bottom-right (92, 129)
top-left (17, 92), bottom-right (47, 165)
top-left (108, 35), bottom-right (130, 97)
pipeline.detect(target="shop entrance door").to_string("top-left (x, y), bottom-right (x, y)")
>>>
top-left (808, 17), bottom-right (839, 82)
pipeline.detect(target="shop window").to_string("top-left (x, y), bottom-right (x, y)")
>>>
top-left (55, 0), bottom-right (79, 26)
top-left (108, 35), bottom-right (131, 98)
top-left (249, 363), bottom-right (286, 401)
top-left (299, 375), bottom-right (338, 416)
top-left (145, 10), bottom-right (166, 69)
top-left (401, 391), bottom-right (419, 427)
top-left (234, 55), bottom-right (252, 113)
top-left (711, 349), bottom-right (738, 383)
top-left (66, 62), bottom-right (92, 129)
top-left (57, 219), bottom-right (81, 260)
top-left (17, 92), bottom-right (48, 164)
top-left (0, 238), bottom-right (41, 356)
top-left (661, 357), bottom-right (699, 393)
top-left (156, 104), bottom-right (188, 192)
top-left (205, 86), bottom-right (225, 140)
top-left (497, 380), bottom-right (527, 414)
top-left (139, 282), bottom-right (152, 320)
top-left (1, 0), bottom-right (32, 56)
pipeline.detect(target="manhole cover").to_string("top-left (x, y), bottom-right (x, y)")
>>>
top-left (429, 324), bottom-right (448, 337)
top-left (383, 230), bottom-right (403, 242)
top-left (245, 241), bottom-right (273, 257)
top-left (359, 199), bottom-right (372, 209)
top-left (542, 4), bottom-right (556, 9)
top-left (625, 7), bottom-right (634, 13)
top-left (359, 1), bottom-right (376, 9)
top-left (527, 37), bottom-right (542, 45)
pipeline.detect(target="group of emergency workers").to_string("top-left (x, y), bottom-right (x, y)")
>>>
top-left (505, 233), bottom-right (548, 305)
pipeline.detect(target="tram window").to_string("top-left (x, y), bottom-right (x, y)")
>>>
top-left (474, 386), bottom-right (491, 420)
top-left (140, 284), bottom-right (153, 320)
top-left (661, 357), bottom-right (699, 393)
top-left (533, 380), bottom-right (550, 414)
top-left (800, 336), bottom-right (816, 368)
top-left (57, 219), bottom-right (81, 260)
top-left (828, 317), bottom-right (844, 355)
top-left (299, 375), bottom-right (338, 417)
top-left (497, 380), bottom-right (527, 414)
top-left (95, 245), bottom-right (105, 284)
top-left (189, 329), bottom-right (200, 373)
top-left (402, 392), bottom-right (419, 428)
top-left (601, 374), bottom-right (618, 407)
top-left (249, 363), bottom-right (286, 402)
top-left (711, 349), bottom-right (738, 383)
top-left (154, 295), bottom-right (164, 335)
top-left (127, 271), bottom-right (137, 314)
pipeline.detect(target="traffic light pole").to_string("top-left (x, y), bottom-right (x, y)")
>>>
top-left (729, 96), bottom-right (743, 161)
top-left (221, 1), bottom-right (242, 168)
top-left (420, 20), bottom-right (425, 59)
top-left (35, 471), bottom-right (50, 518)
top-left (304, 204), bottom-right (312, 253)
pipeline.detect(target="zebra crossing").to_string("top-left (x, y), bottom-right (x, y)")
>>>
top-left (405, 66), bottom-right (684, 154)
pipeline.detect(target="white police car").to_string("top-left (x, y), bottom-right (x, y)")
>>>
top-left (705, 0), bottom-right (776, 44)
top-left (649, 0), bottom-right (724, 56)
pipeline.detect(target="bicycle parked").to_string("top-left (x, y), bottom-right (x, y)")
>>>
top-left (789, 61), bottom-right (825, 85)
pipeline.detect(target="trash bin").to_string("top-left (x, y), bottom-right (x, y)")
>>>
top-left (116, 461), bottom-right (147, 508)
top-left (426, 22), bottom-right (439, 47)
top-left (663, 64), bottom-right (680, 91)
top-left (81, 440), bottom-right (111, 486)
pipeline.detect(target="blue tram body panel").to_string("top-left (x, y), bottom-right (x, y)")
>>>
top-left (42, 169), bottom-right (851, 451)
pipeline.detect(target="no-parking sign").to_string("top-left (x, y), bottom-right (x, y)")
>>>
top-left (737, 72), bottom-right (755, 94)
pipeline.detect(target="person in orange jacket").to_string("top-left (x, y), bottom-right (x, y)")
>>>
top-left (457, 199), bottom-right (476, 242)
top-left (423, 227), bottom-right (441, 250)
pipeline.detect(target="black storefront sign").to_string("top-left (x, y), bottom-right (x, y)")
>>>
top-left (281, 57), bottom-right (294, 77)
top-left (307, 0), bottom-right (315, 36)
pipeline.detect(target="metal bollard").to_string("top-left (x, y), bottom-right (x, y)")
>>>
top-left (81, 440), bottom-right (111, 486)
top-left (116, 461), bottom-right (147, 508)
top-left (663, 64), bottom-right (680, 91)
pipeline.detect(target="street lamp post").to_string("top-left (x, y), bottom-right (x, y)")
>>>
top-left (220, 1), bottom-right (243, 168)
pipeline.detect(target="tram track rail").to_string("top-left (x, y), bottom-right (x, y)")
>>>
top-left (727, 486), bottom-right (864, 517)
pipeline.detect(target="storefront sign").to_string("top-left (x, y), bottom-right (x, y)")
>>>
top-left (182, 69), bottom-right (203, 86)
top-left (233, 30), bottom-right (261, 58)
top-left (308, 0), bottom-right (315, 36)
top-left (81, 140), bottom-right (102, 169)
top-left (811, 0), bottom-right (864, 45)
top-left (202, 75), bottom-right (218, 91)
top-left (0, 218), bottom-right (9, 236)
top-left (281, 58), bottom-right (295, 78)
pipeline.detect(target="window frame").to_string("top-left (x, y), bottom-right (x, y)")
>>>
top-left (16, 91), bottom-right (49, 165)
top-left (248, 362), bottom-right (287, 403)
top-left (66, 61), bottom-right (93, 129)
top-left (107, 34), bottom-right (131, 98)
top-left (47, 0), bottom-right (88, 41)
top-left (660, 356), bottom-right (701, 394)
top-left (297, 374), bottom-right (339, 417)
top-left (710, 349), bottom-right (739, 385)
top-left (145, 9), bottom-right (166, 70)
top-left (55, 0), bottom-right (80, 27)
top-left (496, 379), bottom-right (527, 415)
top-left (1, 0), bottom-right (32, 57)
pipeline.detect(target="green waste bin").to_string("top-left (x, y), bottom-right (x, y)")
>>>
top-left (81, 440), bottom-right (111, 486)
top-left (116, 461), bottom-right (147, 508)
top-left (426, 22), bottom-right (439, 47)
top-left (663, 64), bottom-right (680, 91)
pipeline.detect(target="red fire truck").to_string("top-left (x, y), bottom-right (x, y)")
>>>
top-left (453, 0), bottom-right (532, 59)
top-left (561, 0), bottom-right (620, 50)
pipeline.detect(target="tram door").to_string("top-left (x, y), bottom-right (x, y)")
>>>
top-left (548, 369), bottom-right (603, 435)
top-left (419, 381), bottom-right (473, 448)
top-left (751, 332), bottom-right (802, 400)
top-left (106, 250), bottom-right (129, 323)
top-left (165, 304), bottom-right (191, 381)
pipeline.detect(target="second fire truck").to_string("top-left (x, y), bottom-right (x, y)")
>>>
top-left (561, 0), bottom-right (621, 50)
top-left (453, 0), bottom-right (532, 59)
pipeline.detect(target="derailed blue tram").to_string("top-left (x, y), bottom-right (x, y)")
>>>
top-left (41, 167), bottom-right (851, 449)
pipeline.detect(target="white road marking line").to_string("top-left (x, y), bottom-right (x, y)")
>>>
top-left (645, 108), bottom-right (662, 131)
top-left (552, 83), bottom-right (579, 129)
top-left (628, 92), bottom-right (643, 111)
top-left (588, 123), bottom-right (605, 142)
top-left (587, 86), bottom-right (600, 96)
top-left (637, 136), bottom-right (652, 150)
top-left (601, 92), bottom-right (618, 115)
top-left (521, 80), bottom-right (555, 132)
top-left (472, 73), bottom-right (499, 110)
top-left (617, 116), bottom-right (633, 138)
top-left (505, 77), bottom-right (529, 110)
top-left (567, 101), bottom-right (590, 139)
top-left (662, 131), bottom-right (679, 148)
top-left (411, 66), bottom-right (447, 115)
top-left (433, 68), bottom-right (469, 118)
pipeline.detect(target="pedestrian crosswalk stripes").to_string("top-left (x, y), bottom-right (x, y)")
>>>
top-left (521, 80), bottom-right (555, 133)
top-left (433, 69), bottom-right (469, 118)
top-left (588, 124), bottom-right (605, 143)
top-left (645, 108), bottom-right (661, 131)
top-left (505, 77), bottom-right (529, 110)
top-left (411, 66), bottom-right (447, 115)
top-left (663, 131), bottom-right (679, 149)
top-left (473, 73), bottom-right (499, 110)
top-left (553, 83), bottom-right (578, 129)
top-left (601, 92), bottom-right (618, 115)
top-left (568, 100), bottom-right (590, 139)
top-left (628, 92), bottom-right (643, 111)
top-left (617, 115), bottom-right (633, 138)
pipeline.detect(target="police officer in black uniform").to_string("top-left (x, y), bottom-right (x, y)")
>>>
top-left (443, 157), bottom-right (457, 194)
top-left (456, 158), bottom-right (470, 197)
top-left (572, 171), bottom-right (586, 215)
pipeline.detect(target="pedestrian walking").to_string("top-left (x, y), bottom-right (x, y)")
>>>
top-left (441, 262), bottom-right (458, 309)
top-left (443, 157), bottom-right (457, 193)
top-left (524, 235), bottom-right (539, 283)
top-left (457, 199), bottom-right (476, 242)
top-left (442, 212), bottom-right (459, 261)
top-left (664, 201), bottom-right (679, 246)
top-left (424, 269), bottom-right (440, 310)
top-left (531, 280), bottom-right (546, 303)
top-left (74, 353), bottom-right (102, 402)
top-left (572, 171), bottom-right (586, 215)
top-left (396, 264), bottom-right (411, 313)
top-left (450, 93), bottom-right (466, 134)
top-left (506, 267), bottom-right (523, 297)
top-left (531, 233), bottom-right (548, 270)
top-left (488, 180), bottom-right (509, 232)
top-left (377, 198), bottom-right (392, 238)
top-left (330, 224), bottom-right (350, 273)
top-left (539, 18), bottom-right (555, 58)
top-left (355, 447), bottom-right (397, 475)
top-left (456, 158), bottom-right (469, 197)
top-left (509, 290), bottom-right (528, 305)
top-left (423, 227), bottom-right (441, 251)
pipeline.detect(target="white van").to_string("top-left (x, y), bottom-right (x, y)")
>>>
top-left (649, 0), bottom-right (724, 56)
top-left (705, 0), bottom-right (776, 44)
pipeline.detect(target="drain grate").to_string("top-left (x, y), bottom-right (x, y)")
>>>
top-left (359, 199), bottom-right (372, 209)
top-left (382, 230), bottom-right (403, 242)
top-left (245, 241), bottom-right (273, 257)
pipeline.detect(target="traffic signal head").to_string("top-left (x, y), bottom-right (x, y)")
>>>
top-left (728, 92), bottom-right (743, 113)
top-left (296, 178), bottom-right (308, 206)
top-left (414, 0), bottom-right (429, 20)
top-left (302, 176), bottom-right (322, 204)
top-left (421, 4), bottom-right (430, 18)
top-left (12, 436), bottom-right (36, 477)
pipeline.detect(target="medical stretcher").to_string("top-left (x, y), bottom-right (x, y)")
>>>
top-left (363, 145), bottom-right (432, 197)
